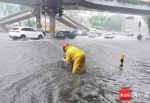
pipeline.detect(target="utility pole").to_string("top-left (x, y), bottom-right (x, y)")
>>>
top-left (122, 14), bottom-right (125, 33)
top-left (45, 14), bottom-right (46, 31)
top-left (148, 17), bottom-right (150, 35)
top-left (41, 0), bottom-right (64, 38)
top-left (138, 17), bottom-right (141, 35)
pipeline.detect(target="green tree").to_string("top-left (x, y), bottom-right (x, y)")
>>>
top-left (89, 15), bottom-right (107, 27)
top-left (24, 20), bottom-right (36, 28)
top-left (67, 10), bottom-right (80, 20)
top-left (65, 10), bottom-right (83, 22)
top-left (0, 3), bottom-right (15, 16)
top-left (89, 15), bottom-right (123, 31)
top-left (64, 10), bottom-right (86, 25)
top-left (142, 16), bottom-right (150, 33)
top-left (103, 15), bottom-right (123, 31)
top-left (142, 17), bottom-right (148, 27)
top-left (18, 5), bottom-right (30, 26)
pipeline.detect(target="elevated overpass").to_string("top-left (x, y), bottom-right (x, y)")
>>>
top-left (0, 8), bottom-right (38, 25)
top-left (0, 9), bottom-right (88, 31)
top-left (56, 14), bottom-right (88, 30)
top-left (1, 0), bottom-right (150, 15)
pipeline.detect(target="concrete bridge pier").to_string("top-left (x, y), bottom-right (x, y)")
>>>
top-left (49, 12), bottom-right (56, 38)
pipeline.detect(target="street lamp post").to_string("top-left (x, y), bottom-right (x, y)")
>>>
top-left (138, 17), bottom-right (142, 35)
top-left (122, 14), bottom-right (125, 33)
top-left (45, 14), bottom-right (46, 31)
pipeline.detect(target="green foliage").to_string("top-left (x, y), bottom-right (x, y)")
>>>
top-left (65, 11), bottom-right (79, 20)
top-left (24, 20), bottom-right (36, 27)
top-left (142, 17), bottom-right (148, 25)
top-left (89, 15), bottom-right (107, 27)
top-left (65, 10), bottom-right (85, 23)
top-left (89, 15), bottom-right (123, 31)
top-left (142, 17), bottom-right (150, 33)
top-left (0, 3), bottom-right (29, 16)
top-left (104, 15), bottom-right (123, 31)
top-left (0, 3), bottom-right (15, 16)
top-left (89, 15), bottom-right (107, 23)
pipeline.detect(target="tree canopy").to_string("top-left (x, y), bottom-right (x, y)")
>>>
top-left (24, 20), bottom-right (36, 28)
top-left (0, 3), bottom-right (21, 16)
top-left (89, 15), bottom-right (123, 31)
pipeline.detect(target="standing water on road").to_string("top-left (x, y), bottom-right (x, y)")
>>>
top-left (0, 34), bottom-right (150, 103)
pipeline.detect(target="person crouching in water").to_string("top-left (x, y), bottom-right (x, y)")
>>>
top-left (62, 43), bottom-right (86, 74)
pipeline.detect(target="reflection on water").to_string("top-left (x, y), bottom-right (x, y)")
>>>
top-left (0, 36), bottom-right (150, 103)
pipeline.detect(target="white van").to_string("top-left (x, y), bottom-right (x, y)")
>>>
top-left (90, 28), bottom-right (96, 33)
top-left (90, 27), bottom-right (103, 36)
top-left (103, 32), bottom-right (115, 39)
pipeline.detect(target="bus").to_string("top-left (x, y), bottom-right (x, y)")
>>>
top-left (90, 26), bottom-right (103, 36)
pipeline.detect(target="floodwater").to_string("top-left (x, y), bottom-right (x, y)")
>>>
top-left (0, 33), bottom-right (150, 103)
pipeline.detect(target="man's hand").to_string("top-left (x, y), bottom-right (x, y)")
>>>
top-left (62, 58), bottom-right (66, 62)
top-left (62, 58), bottom-right (69, 66)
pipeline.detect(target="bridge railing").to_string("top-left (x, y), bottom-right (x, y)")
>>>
top-left (0, 8), bottom-right (32, 22)
top-left (63, 14), bottom-right (89, 31)
top-left (99, 0), bottom-right (150, 6)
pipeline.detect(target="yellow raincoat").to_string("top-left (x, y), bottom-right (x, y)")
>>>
top-left (65, 46), bottom-right (86, 74)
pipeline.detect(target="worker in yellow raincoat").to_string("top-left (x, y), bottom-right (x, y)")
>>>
top-left (62, 43), bottom-right (86, 74)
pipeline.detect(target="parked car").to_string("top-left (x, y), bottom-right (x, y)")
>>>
top-left (90, 28), bottom-right (96, 33)
top-left (9, 27), bottom-right (44, 40)
top-left (56, 31), bottom-right (65, 39)
top-left (76, 30), bottom-right (89, 36)
top-left (103, 32), bottom-right (115, 39)
top-left (76, 30), bottom-right (83, 36)
top-left (81, 31), bottom-right (89, 36)
top-left (56, 31), bottom-right (76, 39)
top-left (121, 32), bottom-right (126, 35)
top-left (127, 32), bottom-right (134, 36)
top-left (72, 29), bottom-right (78, 35)
top-left (90, 27), bottom-right (103, 36)
top-left (66, 31), bottom-right (76, 39)
top-left (88, 32), bottom-right (96, 38)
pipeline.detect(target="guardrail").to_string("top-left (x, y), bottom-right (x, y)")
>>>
top-left (0, 8), bottom-right (32, 22)
top-left (99, 0), bottom-right (150, 6)
top-left (63, 14), bottom-right (89, 31)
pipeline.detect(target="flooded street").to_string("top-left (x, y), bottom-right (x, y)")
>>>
top-left (0, 33), bottom-right (150, 103)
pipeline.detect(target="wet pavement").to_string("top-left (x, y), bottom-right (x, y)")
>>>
top-left (0, 33), bottom-right (150, 103)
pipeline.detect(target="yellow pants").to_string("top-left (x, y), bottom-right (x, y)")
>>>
top-left (72, 53), bottom-right (86, 74)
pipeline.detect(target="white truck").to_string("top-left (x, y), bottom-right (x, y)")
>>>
top-left (90, 27), bottom-right (103, 36)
